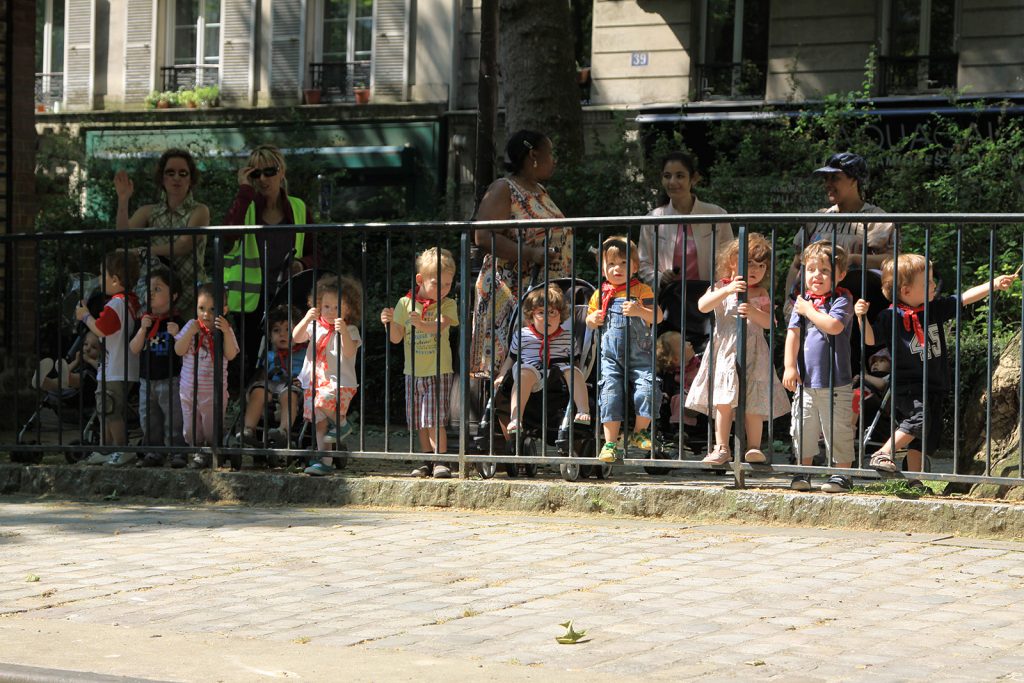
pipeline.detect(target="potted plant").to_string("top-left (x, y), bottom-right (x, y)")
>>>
top-left (179, 89), bottom-right (199, 109)
top-left (353, 81), bottom-right (370, 104)
top-left (144, 91), bottom-right (161, 109)
top-left (157, 91), bottom-right (175, 109)
top-left (194, 85), bottom-right (219, 108)
top-left (304, 87), bottom-right (322, 105)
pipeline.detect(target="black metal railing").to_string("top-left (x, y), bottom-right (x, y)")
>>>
top-left (880, 55), bottom-right (958, 95)
top-left (35, 72), bottom-right (64, 111)
top-left (696, 60), bottom-right (767, 100)
top-left (160, 65), bottom-right (220, 92)
top-left (309, 61), bottom-right (371, 102)
top-left (3, 214), bottom-right (1024, 492)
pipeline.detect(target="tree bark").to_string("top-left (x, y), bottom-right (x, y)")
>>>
top-left (498, 0), bottom-right (585, 165)
top-left (474, 0), bottom-right (500, 206)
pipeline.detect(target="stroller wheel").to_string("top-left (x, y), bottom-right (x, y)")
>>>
top-left (476, 462), bottom-right (497, 479)
top-left (593, 463), bottom-right (613, 480)
top-left (333, 454), bottom-right (348, 470)
top-left (504, 462), bottom-right (520, 478)
top-left (559, 462), bottom-right (582, 482)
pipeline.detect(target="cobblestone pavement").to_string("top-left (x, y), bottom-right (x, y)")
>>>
top-left (3, 500), bottom-right (1024, 681)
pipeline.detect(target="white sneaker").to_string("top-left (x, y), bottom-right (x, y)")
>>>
top-left (104, 452), bottom-right (136, 467)
top-left (84, 451), bottom-right (109, 466)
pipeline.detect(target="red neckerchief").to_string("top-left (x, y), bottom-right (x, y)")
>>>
top-left (195, 319), bottom-right (214, 355)
top-left (407, 287), bottom-right (436, 318)
top-left (600, 278), bottom-right (642, 316)
top-left (893, 303), bottom-right (926, 345)
top-left (144, 312), bottom-right (169, 340)
top-left (315, 317), bottom-right (336, 358)
top-left (111, 292), bottom-right (141, 320)
top-left (526, 324), bottom-right (564, 366)
top-left (275, 343), bottom-right (306, 373)
top-left (805, 286), bottom-right (852, 311)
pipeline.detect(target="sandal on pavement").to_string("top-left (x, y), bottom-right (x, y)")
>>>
top-left (869, 452), bottom-right (899, 473)
top-left (701, 445), bottom-right (732, 466)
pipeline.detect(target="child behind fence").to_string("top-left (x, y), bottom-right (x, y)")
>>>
top-left (782, 243), bottom-right (855, 492)
top-left (130, 266), bottom-right (186, 468)
top-left (174, 283), bottom-right (240, 467)
top-left (77, 249), bottom-right (141, 467)
top-left (294, 275), bottom-right (362, 477)
top-left (685, 233), bottom-right (790, 465)
top-left (380, 247), bottom-right (459, 479)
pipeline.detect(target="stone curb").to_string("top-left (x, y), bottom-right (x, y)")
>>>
top-left (3, 463), bottom-right (1023, 540)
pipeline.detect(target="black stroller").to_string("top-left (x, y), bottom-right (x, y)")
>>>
top-left (474, 277), bottom-right (609, 481)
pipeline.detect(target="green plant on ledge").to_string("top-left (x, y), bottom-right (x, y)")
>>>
top-left (144, 86), bottom-right (219, 110)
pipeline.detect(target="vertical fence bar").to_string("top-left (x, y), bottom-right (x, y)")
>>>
top-left (212, 235), bottom-right (224, 469)
top-left (707, 227), bottom-right (717, 460)
top-left (488, 231), bottom-right (497, 459)
top-left (408, 249), bottom-right (416, 457)
top-left (921, 227), bottom-right (931, 474)
top-left (766, 227), bottom-right (776, 462)
top-left (384, 234), bottom-right (392, 454)
top-left (953, 225), bottom-right (963, 473)
top-left (567, 219), bottom-right (576, 462)
top-left (858, 220), bottom-right (868, 468)
top-left (459, 231), bottom-right (471, 478)
top-left (985, 227), bottom-right (995, 475)
top-left (594, 228), bottom-right (604, 460)
top-left (735, 225), bottom-right (748, 486)
top-left (55, 238), bottom-right (64, 447)
top-left (34, 236), bottom-right (42, 446)
top-left (336, 225), bottom-right (344, 465)
top-left (827, 232), bottom-right (837, 470)
top-left (262, 237), bottom-right (273, 452)
top-left (678, 222), bottom-right (687, 459)
top-left (540, 229), bottom-right (549, 460)
top-left (889, 230), bottom-right (898, 467)
top-left (1019, 232), bottom-right (1024, 477)
top-left (515, 227), bottom-right (523, 460)
top-left (434, 239), bottom-right (441, 463)
top-left (360, 231), bottom-right (368, 455)
top-left (651, 219), bottom-right (660, 466)
top-left (623, 235), bottom-right (632, 458)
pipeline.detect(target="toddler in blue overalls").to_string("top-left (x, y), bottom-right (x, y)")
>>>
top-left (586, 236), bottom-right (664, 463)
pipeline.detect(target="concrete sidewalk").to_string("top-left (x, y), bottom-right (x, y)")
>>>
top-left (3, 501), bottom-right (1024, 681)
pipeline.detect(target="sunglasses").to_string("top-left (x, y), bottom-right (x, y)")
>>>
top-left (163, 169), bottom-right (190, 178)
top-left (248, 166), bottom-right (280, 180)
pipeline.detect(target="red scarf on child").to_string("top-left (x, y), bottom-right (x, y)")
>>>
top-left (599, 278), bottom-right (642, 316)
top-left (525, 324), bottom-right (564, 366)
top-left (893, 303), bottom-right (927, 345)
top-left (275, 343), bottom-right (306, 373)
top-left (195, 319), bottom-right (214, 355)
top-left (111, 292), bottom-right (141, 320)
top-left (804, 287), bottom-right (852, 311)
top-left (406, 286), bottom-right (436, 318)
top-left (314, 317), bottom-right (336, 358)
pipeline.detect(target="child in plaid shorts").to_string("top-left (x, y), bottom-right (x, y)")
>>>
top-left (381, 247), bottom-right (459, 478)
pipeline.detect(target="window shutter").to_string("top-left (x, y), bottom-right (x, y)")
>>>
top-left (123, 0), bottom-right (156, 105)
top-left (64, 0), bottom-right (95, 109)
top-left (221, 0), bottom-right (255, 105)
top-left (270, 0), bottom-right (306, 102)
top-left (373, 0), bottom-right (407, 100)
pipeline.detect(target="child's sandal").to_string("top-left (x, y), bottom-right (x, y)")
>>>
top-left (573, 413), bottom-right (591, 426)
top-left (701, 445), bottom-right (732, 466)
top-left (869, 451), bottom-right (899, 473)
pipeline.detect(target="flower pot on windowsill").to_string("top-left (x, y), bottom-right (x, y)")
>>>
top-left (353, 87), bottom-right (370, 105)
top-left (577, 67), bottom-right (591, 85)
top-left (156, 100), bottom-right (171, 109)
top-left (304, 88), bottom-right (322, 105)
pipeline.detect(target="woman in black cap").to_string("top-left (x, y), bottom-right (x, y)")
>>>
top-left (784, 152), bottom-right (894, 299)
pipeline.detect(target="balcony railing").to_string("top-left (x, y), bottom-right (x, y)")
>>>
top-left (35, 72), bottom-right (64, 111)
top-left (880, 55), bottom-right (958, 95)
top-left (309, 61), bottom-right (371, 102)
top-left (160, 65), bottom-right (220, 92)
top-left (696, 60), bottom-right (767, 100)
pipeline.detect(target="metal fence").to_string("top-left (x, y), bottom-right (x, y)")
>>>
top-left (4, 213), bottom-right (1023, 491)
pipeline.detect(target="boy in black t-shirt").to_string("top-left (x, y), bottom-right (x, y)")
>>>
top-left (855, 254), bottom-right (1016, 474)
top-left (130, 267), bottom-right (187, 467)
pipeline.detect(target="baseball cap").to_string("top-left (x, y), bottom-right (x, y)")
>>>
top-left (813, 152), bottom-right (868, 182)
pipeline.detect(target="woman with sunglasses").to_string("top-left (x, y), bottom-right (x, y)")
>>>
top-left (114, 148), bottom-right (210, 313)
top-left (223, 144), bottom-right (319, 379)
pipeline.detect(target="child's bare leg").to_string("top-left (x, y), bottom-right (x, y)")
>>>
top-left (417, 427), bottom-right (433, 454)
top-left (904, 449), bottom-right (924, 472)
top-left (634, 416), bottom-right (651, 431)
top-left (432, 426), bottom-right (447, 454)
top-left (565, 368), bottom-right (590, 417)
top-left (744, 413), bottom-right (764, 451)
top-left (243, 388), bottom-right (267, 429)
top-left (509, 371), bottom-right (538, 424)
top-left (714, 404), bottom-right (733, 451)
top-left (314, 416), bottom-right (333, 465)
top-left (277, 392), bottom-right (301, 431)
top-left (876, 429), bottom-right (915, 455)
top-left (602, 421), bottom-right (621, 444)
top-left (106, 418), bottom-right (127, 447)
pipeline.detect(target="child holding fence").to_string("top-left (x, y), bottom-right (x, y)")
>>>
top-left (380, 247), bottom-right (459, 479)
top-left (294, 275), bottom-right (362, 476)
top-left (174, 283), bottom-right (240, 468)
top-left (77, 249), bottom-right (141, 467)
top-left (586, 236), bottom-right (663, 463)
top-left (686, 233), bottom-right (790, 465)
top-left (782, 243), bottom-right (855, 492)
top-left (130, 266), bottom-right (186, 468)
top-left (856, 254), bottom-right (1017, 476)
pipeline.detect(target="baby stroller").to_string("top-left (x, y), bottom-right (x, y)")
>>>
top-left (15, 276), bottom-right (110, 464)
top-left (227, 267), bottom-right (340, 469)
top-left (474, 277), bottom-right (608, 481)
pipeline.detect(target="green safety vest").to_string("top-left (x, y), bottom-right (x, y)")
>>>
top-left (224, 196), bottom-right (307, 313)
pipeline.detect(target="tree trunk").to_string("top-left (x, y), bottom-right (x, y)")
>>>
top-left (498, 0), bottom-right (585, 165)
top-left (474, 0), bottom-right (500, 206)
